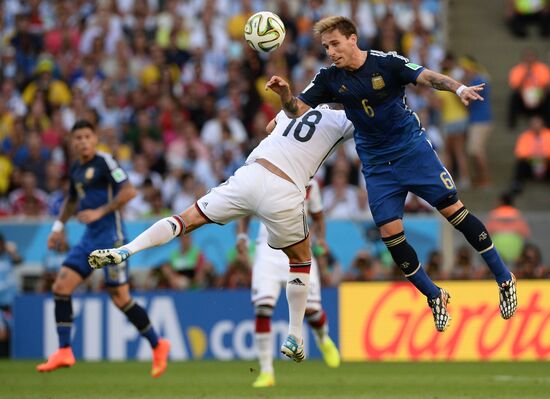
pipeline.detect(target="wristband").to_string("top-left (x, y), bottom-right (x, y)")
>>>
top-left (237, 233), bottom-right (249, 245)
top-left (52, 220), bottom-right (64, 233)
top-left (456, 85), bottom-right (467, 97)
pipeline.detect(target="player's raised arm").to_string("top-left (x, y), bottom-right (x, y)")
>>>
top-left (416, 68), bottom-right (485, 106)
top-left (265, 75), bottom-right (310, 118)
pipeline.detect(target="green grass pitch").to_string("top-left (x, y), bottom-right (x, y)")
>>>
top-left (1, 360), bottom-right (549, 398)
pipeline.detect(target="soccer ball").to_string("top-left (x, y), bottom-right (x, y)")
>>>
top-left (244, 11), bottom-right (286, 53)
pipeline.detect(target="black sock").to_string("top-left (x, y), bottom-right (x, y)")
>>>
top-left (447, 207), bottom-right (511, 283)
top-left (382, 232), bottom-right (439, 298)
top-left (54, 295), bottom-right (72, 348)
top-left (122, 300), bottom-right (159, 348)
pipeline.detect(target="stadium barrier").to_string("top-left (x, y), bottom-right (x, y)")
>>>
top-left (340, 281), bottom-right (550, 361)
top-left (0, 217), bottom-right (440, 272)
top-left (12, 289), bottom-right (338, 360)
top-left (13, 281), bottom-right (550, 361)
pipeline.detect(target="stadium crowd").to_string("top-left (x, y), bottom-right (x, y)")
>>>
top-left (1, 1), bottom-right (549, 289)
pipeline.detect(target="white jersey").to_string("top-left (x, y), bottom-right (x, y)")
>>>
top-left (246, 108), bottom-right (354, 194)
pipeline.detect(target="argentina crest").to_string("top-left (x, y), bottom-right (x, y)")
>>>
top-left (85, 167), bottom-right (95, 180)
top-left (371, 74), bottom-right (385, 90)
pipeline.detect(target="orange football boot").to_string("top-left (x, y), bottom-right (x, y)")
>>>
top-left (151, 338), bottom-right (170, 378)
top-left (36, 347), bottom-right (76, 372)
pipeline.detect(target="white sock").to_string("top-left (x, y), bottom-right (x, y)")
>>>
top-left (123, 216), bottom-right (184, 255)
top-left (255, 332), bottom-right (273, 374)
top-left (286, 271), bottom-right (310, 341)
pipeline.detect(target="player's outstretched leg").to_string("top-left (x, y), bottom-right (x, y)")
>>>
top-left (306, 309), bottom-right (340, 368)
top-left (252, 305), bottom-right (275, 388)
top-left (445, 206), bottom-right (517, 319)
top-left (88, 215), bottom-right (186, 269)
top-left (381, 229), bottom-right (452, 332)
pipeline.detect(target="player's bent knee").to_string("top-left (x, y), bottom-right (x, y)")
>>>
top-left (179, 205), bottom-right (209, 233)
top-left (435, 193), bottom-right (460, 212)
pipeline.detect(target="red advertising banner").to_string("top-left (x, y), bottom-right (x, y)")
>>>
top-left (340, 281), bottom-right (550, 361)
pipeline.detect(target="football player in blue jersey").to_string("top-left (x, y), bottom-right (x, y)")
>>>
top-left (36, 120), bottom-right (170, 377)
top-left (265, 16), bottom-right (517, 332)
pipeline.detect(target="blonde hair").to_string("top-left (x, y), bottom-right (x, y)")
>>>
top-left (313, 16), bottom-right (358, 38)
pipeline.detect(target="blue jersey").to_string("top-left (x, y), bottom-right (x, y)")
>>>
top-left (68, 151), bottom-right (128, 245)
top-left (298, 50), bottom-right (426, 165)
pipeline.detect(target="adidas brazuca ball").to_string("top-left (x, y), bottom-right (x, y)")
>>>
top-left (244, 11), bottom-right (286, 53)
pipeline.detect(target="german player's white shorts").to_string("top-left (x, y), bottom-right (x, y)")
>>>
top-left (196, 162), bottom-right (308, 249)
top-left (251, 241), bottom-right (322, 311)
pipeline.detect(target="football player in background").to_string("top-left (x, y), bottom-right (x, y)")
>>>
top-left (265, 16), bottom-right (517, 333)
top-left (89, 106), bottom-right (354, 363)
top-left (37, 120), bottom-right (170, 377)
top-left (239, 178), bottom-right (340, 388)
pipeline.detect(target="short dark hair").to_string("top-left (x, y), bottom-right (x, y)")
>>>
top-left (71, 119), bottom-right (95, 133)
top-left (313, 16), bottom-right (358, 38)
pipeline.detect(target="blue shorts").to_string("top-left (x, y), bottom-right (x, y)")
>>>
top-left (363, 139), bottom-right (458, 227)
top-left (63, 238), bottom-right (129, 287)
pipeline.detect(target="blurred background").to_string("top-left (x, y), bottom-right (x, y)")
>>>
top-left (0, 0), bottom-right (549, 363)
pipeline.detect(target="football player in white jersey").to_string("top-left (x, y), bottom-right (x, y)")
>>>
top-left (240, 178), bottom-right (340, 388)
top-left (89, 106), bottom-right (354, 363)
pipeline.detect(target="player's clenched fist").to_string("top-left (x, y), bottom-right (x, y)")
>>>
top-left (265, 75), bottom-right (290, 95)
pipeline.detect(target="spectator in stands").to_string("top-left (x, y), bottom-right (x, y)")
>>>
top-left (0, 233), bottom-right (22, 357)
top-left (21, 58), bottom-right (72, 108)
top-left (509, 115), bottom-right (550, 194)
top-left (221, 259), bottom-right (251, 289)
top-left (486, 193), bottom-right (531, 264)
top-left (508, 49), bottom-right (550, 128)
top-left (506, 0), bottom-right (550, 38)
top-left (8, 169), bottom-right (49, 218)
top-left (343, 250), bottom-right (382, 281)
top-left (462, 56), bottom-right (493, 188)
top-left (150, 234), bottom-right (216, 290)
top-left (424, 250), bottom-right (446, 280)
top-left (142, 188), bottom-right (172, 218)
top-left (449, 245), bottom-right (488, 280)
top-left (515, 242), bottom-right (548, 278)
top-left (200, 99), bottom-right (247, 148)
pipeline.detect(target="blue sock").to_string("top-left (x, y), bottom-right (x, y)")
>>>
top-left (407, 265), bottom-right (441, 299)
top-left (54, 295), bottom-right (72, 348)
top-left (141, 327), bottom-right (160, 348)
top-left (481, 247), bottom-right (512, 285)
top-left (122, 300), bottom-right (159, 348)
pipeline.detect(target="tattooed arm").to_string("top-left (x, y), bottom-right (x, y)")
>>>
top-left (265, 75), bottom-right (311, 117)
top-left (416, 69), bottom-right (485, 106)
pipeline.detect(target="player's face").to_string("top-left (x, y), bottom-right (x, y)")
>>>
top-left (321, 29), bottom-right (357, 69)
top-left (72, 127), bottom-right (97, 162)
